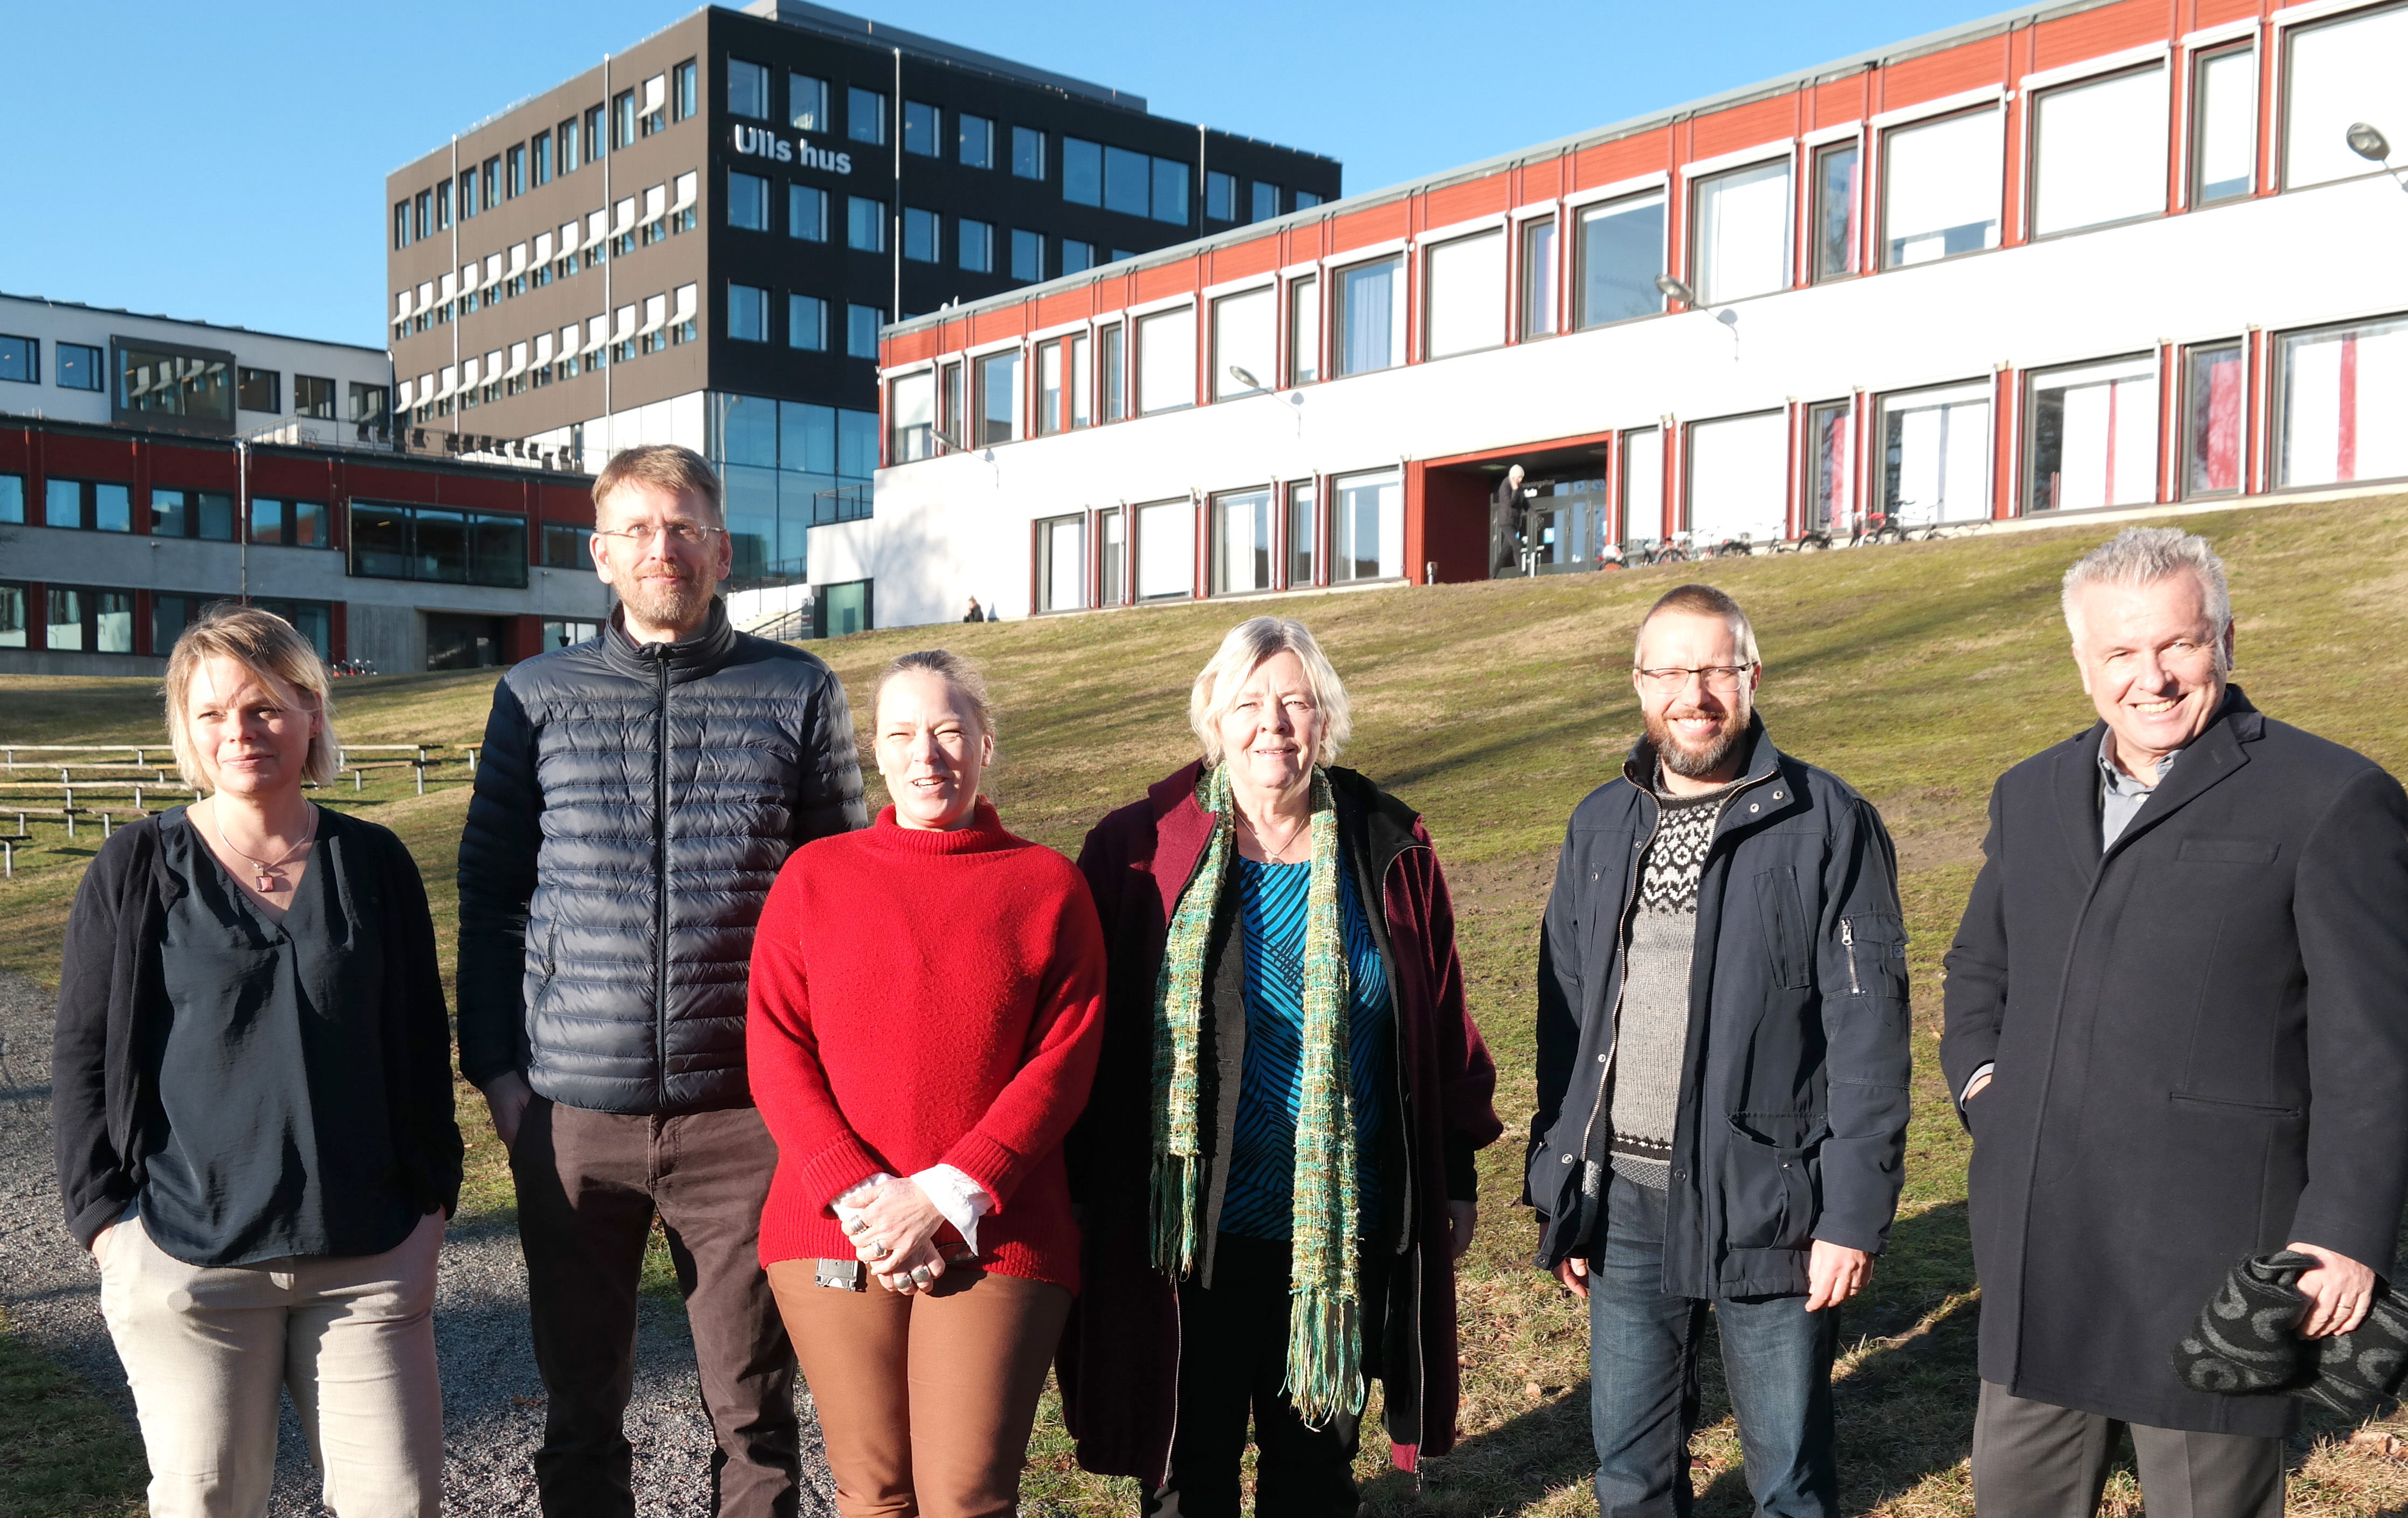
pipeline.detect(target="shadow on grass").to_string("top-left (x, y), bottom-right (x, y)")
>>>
top-left (1407, 1202), bottom-right (1982, 1518)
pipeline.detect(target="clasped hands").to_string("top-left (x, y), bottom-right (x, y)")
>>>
top-left (839, 1178), bottom-right (952, 1295)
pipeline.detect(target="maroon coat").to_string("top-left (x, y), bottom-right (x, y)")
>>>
top-left (1059, 761), bottom-right (1503, 1481)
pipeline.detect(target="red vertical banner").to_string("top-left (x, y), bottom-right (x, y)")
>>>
top-left (2336, 334), bottom-right (2359, 482)
top-left (1403, 461), bottom-right (1427, 583)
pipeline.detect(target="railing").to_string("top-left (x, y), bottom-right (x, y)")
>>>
top-left (810, 482), bottom-right (872, 526)
top-left (244, 418), bottom-right (596, 477)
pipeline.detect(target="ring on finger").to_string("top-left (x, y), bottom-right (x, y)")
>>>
top-left (911, 1265), bottom-right (933, 1286)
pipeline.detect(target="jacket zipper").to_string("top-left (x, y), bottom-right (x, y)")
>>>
top-left (1574, 802), bottom-right (1661, 1168)
top-left (654, 651), bottom-right (671, 1111)
top-left (1840, 918), bottom-right (1861, 994)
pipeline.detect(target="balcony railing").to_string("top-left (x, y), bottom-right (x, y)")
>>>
top-left (243, 418), bottom-right (596, 477)
top-left (811, 482), bottom-right (872, 526)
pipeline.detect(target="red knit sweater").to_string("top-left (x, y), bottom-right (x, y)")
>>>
top-left (747, 800), bottom-right (1106, 1291)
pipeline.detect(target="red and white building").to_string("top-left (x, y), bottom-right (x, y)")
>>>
top-left (819, 0), bottom-right (2408, 630)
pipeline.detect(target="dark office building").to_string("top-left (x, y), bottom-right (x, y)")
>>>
top-left (383, 0), bottom-right (1338, 621)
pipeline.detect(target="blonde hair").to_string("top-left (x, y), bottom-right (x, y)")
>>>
top-left (164, 606), bottom-right (341, 789)
top-left (593, 443), bottom-right (724, 522)
top-left (1188, 616), bottom-right (1352, 766)
top-left (875, 649), bottom-right (997, 740)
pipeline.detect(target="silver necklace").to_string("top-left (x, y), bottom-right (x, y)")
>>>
top-left (1240, 810), bottom-right (1309, 864)
top-left (214, 806), bottom-right (317, 893)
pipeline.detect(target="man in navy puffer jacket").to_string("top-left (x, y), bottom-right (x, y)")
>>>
top-left (458, 444), bottom-right (865, 1517)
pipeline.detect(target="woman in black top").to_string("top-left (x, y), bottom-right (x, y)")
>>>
top-left (54, 607), bottom-right (462, 1518)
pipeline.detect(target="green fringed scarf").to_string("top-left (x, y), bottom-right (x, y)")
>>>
top-left (1150, 762), bottom-right (1364, 1427)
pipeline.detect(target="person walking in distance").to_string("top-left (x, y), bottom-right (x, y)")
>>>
top-left (457, 444), bottom-right (867, 1516)
top-left (1530, 583), bottom-right (1911, 1518)
top-left (1943, 528), bottom-right (2408, 1518)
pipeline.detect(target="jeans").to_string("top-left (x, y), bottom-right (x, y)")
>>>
top-left (1586, 1170), bottom-right (1838, 1518)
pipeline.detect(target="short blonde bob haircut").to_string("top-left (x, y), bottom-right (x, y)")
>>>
top-left (164, 606), bottom-right (342, 789)
top-left (1188, 616), bottom-right (1352, 767)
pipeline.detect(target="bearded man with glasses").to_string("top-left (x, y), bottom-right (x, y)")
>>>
top-left (458, 444), bottom-right (866, 1516)
top-left (1528, 583), bottom-right (1910, 1518)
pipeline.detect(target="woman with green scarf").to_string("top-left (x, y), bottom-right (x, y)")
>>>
top-left (1060, 615), bottom-right (1503, 1515)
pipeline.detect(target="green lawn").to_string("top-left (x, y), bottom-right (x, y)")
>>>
top-left (7, 493), bottom-right (2408, 1517)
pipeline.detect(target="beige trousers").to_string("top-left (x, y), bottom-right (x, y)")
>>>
top-left (97, 1208), bottom-right (446, 1518)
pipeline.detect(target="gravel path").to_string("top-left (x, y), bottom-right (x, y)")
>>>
top-left (0, 968), bottom-right (835, 1516)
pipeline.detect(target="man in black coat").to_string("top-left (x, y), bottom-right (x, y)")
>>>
top-left (1532, 583), bottom-right (1911, 1518)
top-left (1943, 527), bottom-right (2408, 1518)
top-left (1491, 465), bottom-right (1527, 577)
top-left (457, 444), bottom-right (865, 1517)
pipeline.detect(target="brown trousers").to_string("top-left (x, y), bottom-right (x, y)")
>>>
top-left (767, 1261), bottom-right (1071, 1518)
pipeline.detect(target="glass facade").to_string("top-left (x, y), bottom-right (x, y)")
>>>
top-left (349, 502), bottom-right (528, 587)
top-left (712, 393), bottom-right (880, 585)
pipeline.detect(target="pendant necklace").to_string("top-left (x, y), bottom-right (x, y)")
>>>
top-left (1242, 812), bottom-right (1308, 865)
top-left (215, 808), bottom-right (317, 893)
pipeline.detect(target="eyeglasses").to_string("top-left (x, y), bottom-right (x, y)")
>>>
top-left (594, 520), bottom-right (725, 548)
top-left (1636, 663), bottom-right (1756, 694)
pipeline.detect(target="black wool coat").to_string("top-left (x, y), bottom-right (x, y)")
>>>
top-left (1941, 689), bottom-right (2408, 1437)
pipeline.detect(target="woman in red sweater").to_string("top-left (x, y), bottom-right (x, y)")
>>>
top-left (748, 649), bottom-right (1107, 1518)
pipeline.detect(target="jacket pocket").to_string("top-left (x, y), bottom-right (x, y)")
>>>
top-left (1721, 1111), bottom-right (1829, 1251)
top-left (2168, 1090), bottom-right (2303, 1119)
top-left (1526, 1138), bottom-right (1585, 1223)
top-left (2178, 838), bottom-right (2280, 865)
top-left (1753, 868), bottom-right (1811, 991)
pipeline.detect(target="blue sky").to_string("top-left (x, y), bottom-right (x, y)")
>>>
top-left (2, 0), bottom-right (2014, 348)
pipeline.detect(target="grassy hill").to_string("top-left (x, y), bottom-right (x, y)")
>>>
top-left (7, 492), bottom-right (2408, 1517)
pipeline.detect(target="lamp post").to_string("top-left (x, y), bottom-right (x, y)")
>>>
top-left (1656, 276), bottom-right (1742, 360)
top-left (2347, 122), bottom-right (2407, 191)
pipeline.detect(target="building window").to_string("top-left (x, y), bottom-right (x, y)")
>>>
top-left (541, 522), bottom-right (594, 570)
top-left (730, 283), bottom-right (769, 342)
top-left (1097, 506), bottom-right (1126, 605)
top-left (790, 184), bottom-right (828, 241)
top-left (790, 73), bottom-right (828, 132)
top-left (1332, 257), bottom-right (1403, 377)
top-left (119, 344), bottom-right (235, 428)
top-left (788, 293), bottom-right (828, 351)
top-left (1013, 126), bottom-right (1045, 180)
top-left (673, 59), bottom-right (698, 120)
top-left (0, 473), bottom-right (21, 524)
top-left (1152, 158), bottom-right (1190, 224)
top-left (145, 485), bottom-right (232, 540)
top-left (2027, 355), bottom-right (2161, 513)
top-left (1136, 499), bottom-right (1194, 599)
top-left (532, 130), bottom-right (553, 187)
top-left (2287, 6), bottom-right (2408, 190)
top-left (1213, 289), bottom-right (1274, 400)
top-left (958, 218), bottom-right (994, 273)
top-left (394, 201), bottom-right (410, 249)
top-left (237, 367), bottom-right (280, 413)
top-left (254, 497), bottom-right (330, 547)
top-left (1210, 488), bottom-right (1275, 595)
top-left (508, 145), bottom-right (527, 198)
top-left (2032, 66), bottom-right (2169, 238)
top-left (1061, 239), bottom-right (1095, 274)
top-left (483, 155), bottom-right (503, 208)
top-left (959, 113), bottom-right (994, 168)
top-left (848, 195), bottom-right (886, 252)
top-left (458, 170), bottom-right (478, 221)
top-left (41, 478), bottom-right (125, 532)
top-left (1099, 323), bottom-right (1125, 421)
top-left (1788, 401), bottom-right (1850, 536)
top-left (0, 581), bottom-right (23, 648)
top-left (975, 349), bottom-right (1020, 444)
top-left (2277, 313), bottom-right (2408, 486)
top-left (349, 502), bottom-right (528, 588)
top-left (559, 116), bottom-right (582, 174)
top-left (1034, 340), bottom-right (1063, 437)
top-left (1621, 427), bottom-right (1664, 545)
top-left (639, 74), bottom-right (669, 135)
top-left (585, 103), bottom-right (606, 161)
top-left (1285, 480), bottom-right (1316, 585)
top-left (903, 207), bottom-right (939, 262)
top-left (891, 371), bottom-right (935, 462)
top-left (1137, 307), bottom-right (1196, 413)
top-left (1425, 229), bottom-right (1505, 360)
top-left (1296, 190), bottom-right (1323, 209)
top-left (1692, 160), bottom-right (1791, 304)
top-left (1009, 229), bottom-right (1043, 283)
top-left (613, 91), bottom-right (637, 148)
top-left (1287, 277), bottom-right (1319, 385)
top-left (1812, 142), bottom-right (1860, 281)
top-left (1253, 181), bottom-right (1281, 222)
top-left (2183, 342), bottom-right (2245, 497)
top-left (1104, 146), bottom-right (1152, 217)
top-left (295, 375), bottom-right (335, 420)
top-left (1685, 411), bottom-right (1789, 546)
top-left (1207, 170), bottom-right (1237, 221)
top-left (0, 335), bottom-right (36, 383)
top-left (1577, 191), bottom-right (1665, 327)
top-left (848, 304), bottom-right (883, 360)
top-left (436, 180), bottom-right (453, 229)
top-left (1884, 108), bottom-right (2003, 265)
top-left (1880, 381), bottom-right (1993, 525)
top-left (1331, 469), bottom-right (1401, 581)
top-left (904, 99), bottom-right (940, 156)
top-left (2191, 46), bottom-right (2257, 205)
top-left (848, 86), bottom-right (886, 145)
top-left (728, 170), bottom-right (771, 231)
top-left (1037, 514), bottom-right (1086, 611)
top-left (1520, 217), bottom-right (1557, 338)
top-left (1063, 138), bottom-right (1103, 204)
top-left (415, 189), bottom-right (432, 239)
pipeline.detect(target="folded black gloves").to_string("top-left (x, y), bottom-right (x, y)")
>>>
top-left (2173, 1250), bottom-right (2408, 1417)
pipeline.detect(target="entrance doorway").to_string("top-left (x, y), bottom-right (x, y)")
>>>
top-left (426, 613), bottom-right (510, 670)
top-left (1423, 439), bottom-right (1618, 581)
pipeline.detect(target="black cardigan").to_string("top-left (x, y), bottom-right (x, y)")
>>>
top-left (52, 808), bottom-right (464, 1249)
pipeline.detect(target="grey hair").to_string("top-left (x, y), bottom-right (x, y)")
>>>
top-left (2061, 528), bottom-right (2232, 667)
top-left (1189, 616), bottom-right (1353, 766)
top-left (873, 649), bottom-right (996, 740)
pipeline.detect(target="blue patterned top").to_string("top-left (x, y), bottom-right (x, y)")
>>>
top-left (1220, 854), bottom-right (1392, 1241)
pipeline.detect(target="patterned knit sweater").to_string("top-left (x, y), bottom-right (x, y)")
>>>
top-left (745, 800), bottom-right (1107, 1290)
top-left (1608, 779), bottom-right (1733, 1189)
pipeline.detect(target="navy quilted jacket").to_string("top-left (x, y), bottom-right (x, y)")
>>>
top-left (456, 601), bottom-right (866, 1114)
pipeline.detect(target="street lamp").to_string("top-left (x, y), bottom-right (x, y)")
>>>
top-left (2348, 122), bottom-right (2408, 191)
top-left (1657, 276), bottom-right (1742, 359)
top-left (1228, 365), bottom-right (1263, 392)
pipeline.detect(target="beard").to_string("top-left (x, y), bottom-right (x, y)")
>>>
top-left (618, 568), bottom-right (711, 632)
top-left (1646, 704), bottom-right (1749, 780)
